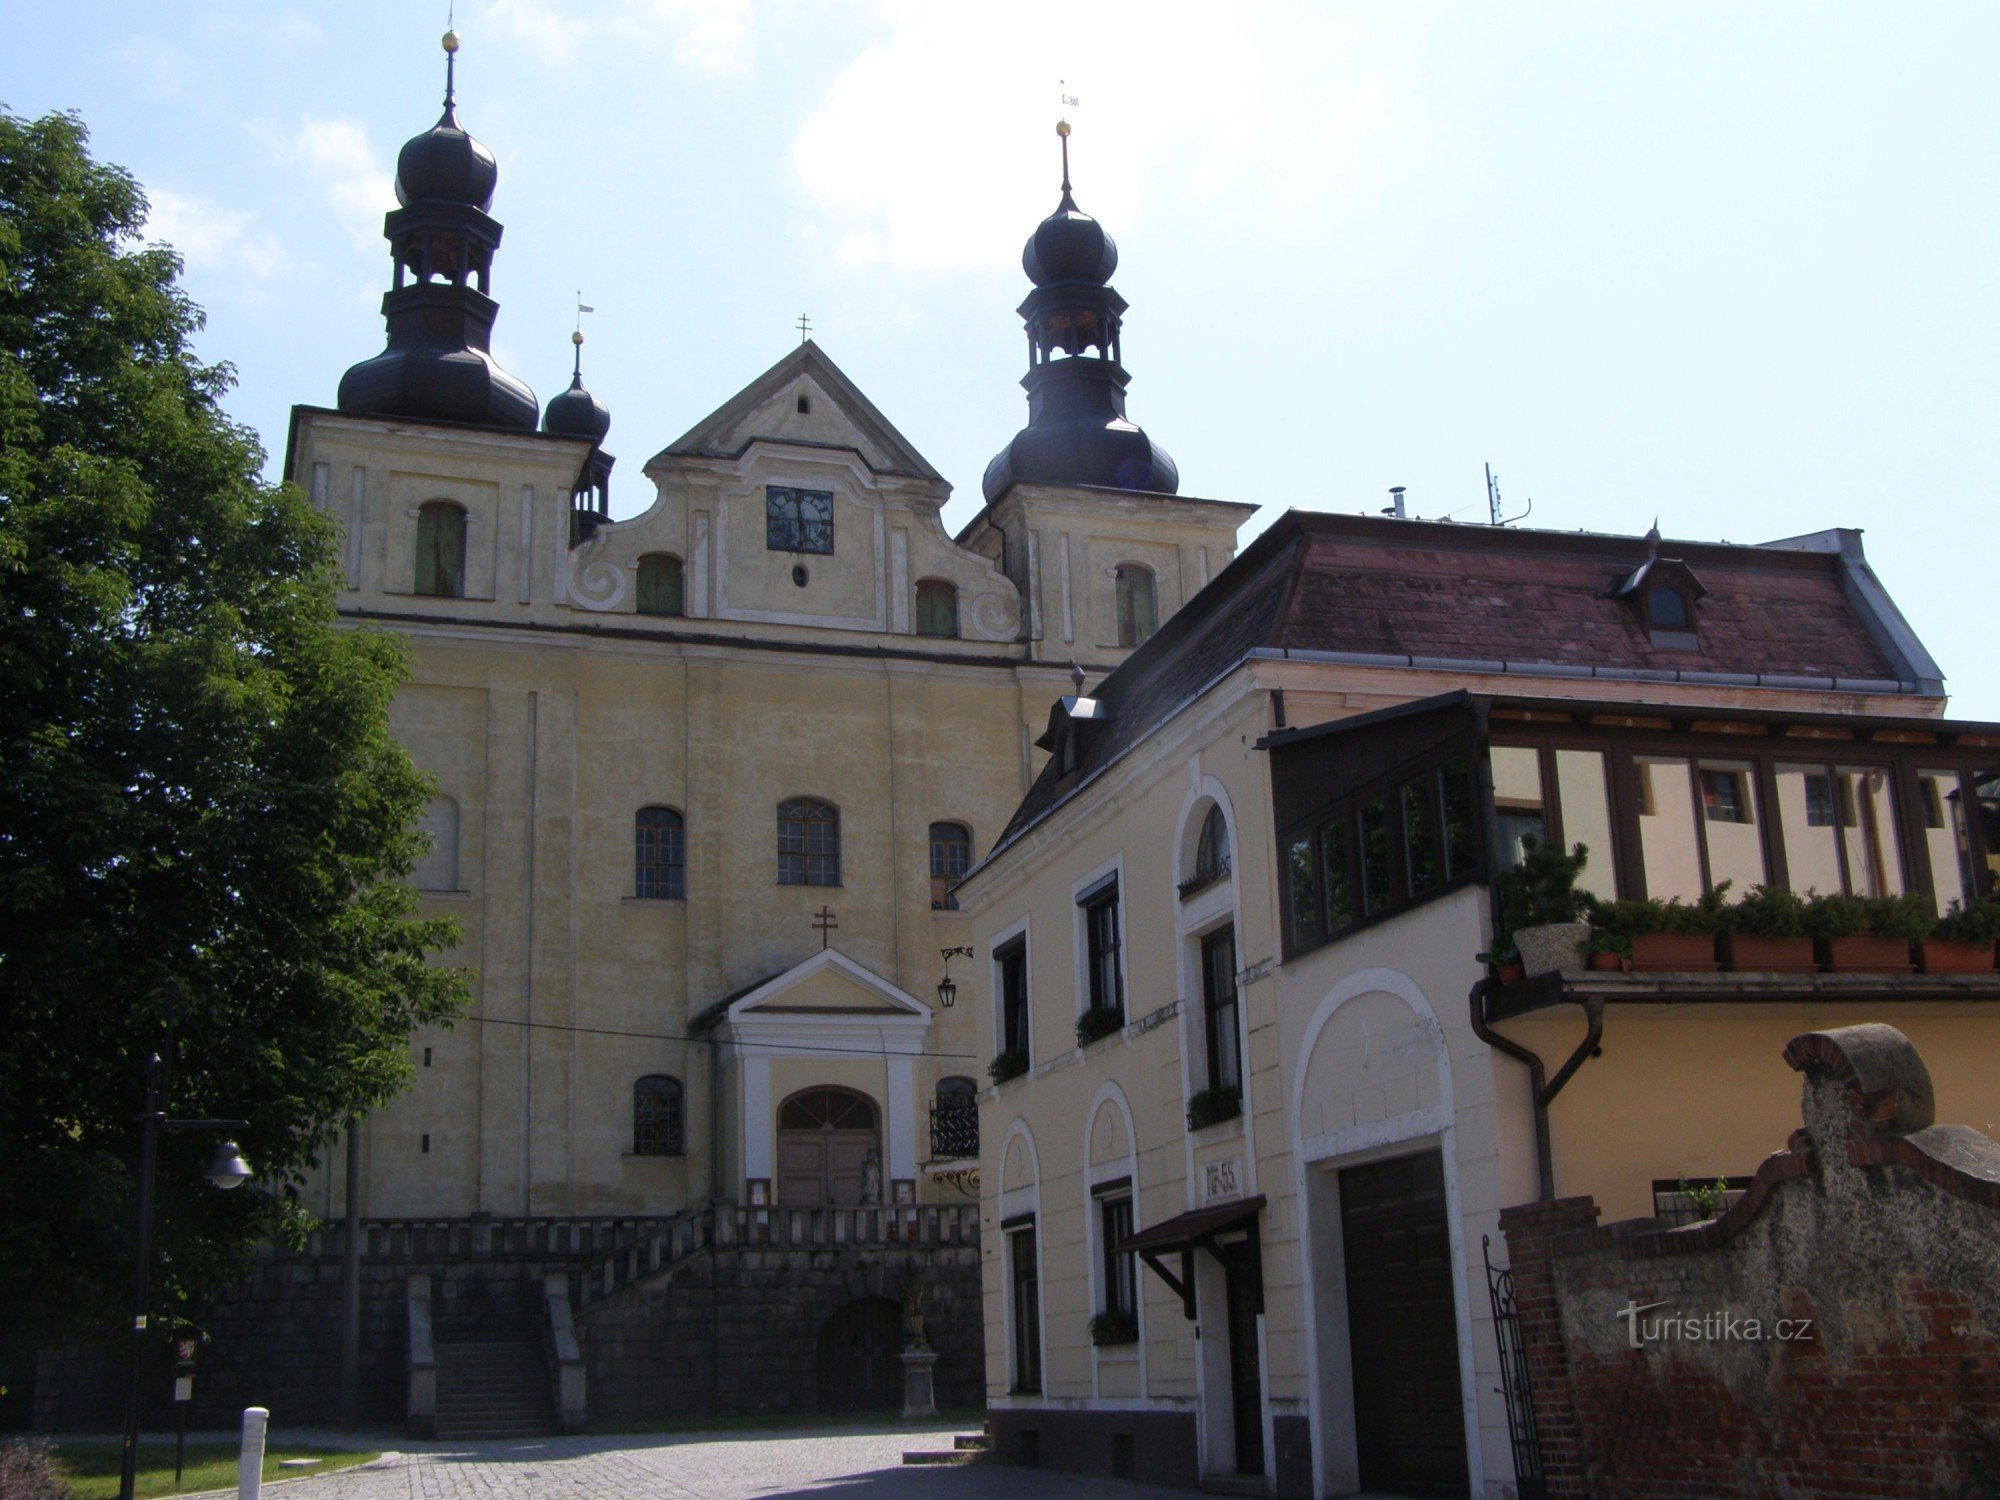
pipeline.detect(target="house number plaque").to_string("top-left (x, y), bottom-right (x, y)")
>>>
top-left (1203, 1155), bottom-right (1242, 1203)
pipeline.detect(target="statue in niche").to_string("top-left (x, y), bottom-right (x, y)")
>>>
top-left (901, 1271), bottom-right (930, 1351)
top-left (860, 1147), bottom-right (882, 1207)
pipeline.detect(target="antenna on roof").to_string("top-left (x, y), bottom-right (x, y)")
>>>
top-left (1381, 485), bottom-right (1407, 520)
top-left (1487, 463), bottom-right (1532, 527)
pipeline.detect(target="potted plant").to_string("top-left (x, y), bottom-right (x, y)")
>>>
top-left (988, 1048), bottom-right (1029, 1085)
top-left (1920, 897), bottom-right (2000, 973)
top-left (1587, 889), bottom-right (1727, 972)
top-left (1719, 885), bottom-right (1816, 972)
top-left (1498, 837), bottom-right (1593, 978)
top-left (1076, 1005), bottom-right (1124, 1047)
top-left (1585, 927), bottom-right (1630, 972)
top-left (1477, 942), bottom-right (1526, 986)
top-left (1804, 892), bottom-right (1930, 972)
top-left (1089, 1310), bottom-right (1139, 1347)
top-left (1186, 1084), bottom-right (1242, 1131)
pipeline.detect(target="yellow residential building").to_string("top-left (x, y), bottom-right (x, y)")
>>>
top-left (954, 509), bottom-right (2000, 1496)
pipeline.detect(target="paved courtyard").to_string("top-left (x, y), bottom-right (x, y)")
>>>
top-left (228, 1425), bottom-right (1195, 1499)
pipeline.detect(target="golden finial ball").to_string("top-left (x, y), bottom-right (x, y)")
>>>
top-left (572, 330), bottom-right (585, 346)
top-left (1056, 119), bottom-right (1071, 138)
top-left (442, 29), bottom-right (461, 54)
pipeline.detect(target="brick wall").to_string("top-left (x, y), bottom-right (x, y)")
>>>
top-left (1500, 1023), bottom-right (2000, 1500)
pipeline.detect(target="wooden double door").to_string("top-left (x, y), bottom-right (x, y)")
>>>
top-left (1339, 1150), bottom-right (1469, 1497)
top-left (776, 1087), bottom-right (878, 1206)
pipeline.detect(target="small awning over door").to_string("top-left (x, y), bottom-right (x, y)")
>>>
top-left (1116, 1195), bottom-right (1265, 1320)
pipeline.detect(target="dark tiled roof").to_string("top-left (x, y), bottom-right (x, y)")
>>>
top-left (975, 511), bottom-right (1924, 873)
top-left (1279, 524), bottom-right (1892, 680)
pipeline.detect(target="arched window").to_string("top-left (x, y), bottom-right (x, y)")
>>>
top-left (915, 578), bottom-right (959, 639)
top-left (415, 501), bottom-right (467, 598)
top-left (931, 1075), bottom-right (978, 1159)
top-left (635, 805), bottom-right (684, 900)
top-left (1114, 564), bottom-right (1157, 648)
top-left (633, 1075), bottom-right (684, 1156)
top-left (1190, 803), bottom-right (1231, 890)
top-left (778, 798), bottom-right (841, 886)
top-left (778, 1086), bottom-right (878, 1131)
top-left (930, 821), bottom-right (972, 909)
top-left (636, 553), bottom-right (685, 617)
top-left (414, 794), bottom-right (459, 891)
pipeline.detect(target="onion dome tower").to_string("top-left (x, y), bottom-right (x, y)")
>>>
top-left (337, 30), bottom-right (538, 431)
top-left (544, 325), bottom-right (615, 543)
top-left (981, 121), bottom-right (1179, 503)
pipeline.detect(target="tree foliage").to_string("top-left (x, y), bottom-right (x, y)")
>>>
top-left (0, 110), bottom-right (467, 1349)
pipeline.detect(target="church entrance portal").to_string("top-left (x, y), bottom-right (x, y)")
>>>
top-left (815, 1296), bottom-right (901, 1412)
top-left (776, 1087), bottom-right (879, 1206)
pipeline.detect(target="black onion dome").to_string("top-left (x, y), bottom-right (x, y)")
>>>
top-left (1022, 191), bottom-right (1118, 286)
top-left (395, 104), bottom-right (498, 212)
top-left (543, 370), bottom-right (610, 444)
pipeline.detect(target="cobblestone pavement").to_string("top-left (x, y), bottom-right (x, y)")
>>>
top-left (222, 1425), bottom-right (1197, 1499)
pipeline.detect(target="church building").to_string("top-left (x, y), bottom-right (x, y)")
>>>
top-left (256, 36), bottom-right (1249, 1432)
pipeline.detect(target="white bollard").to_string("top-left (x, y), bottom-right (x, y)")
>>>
top-left (238, 1407), bottom-right (269, 1500)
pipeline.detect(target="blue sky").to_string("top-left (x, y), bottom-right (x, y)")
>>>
top-left (6, 3), bottom-right (1996, 712)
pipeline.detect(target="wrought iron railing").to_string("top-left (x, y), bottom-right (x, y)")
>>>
top-left (930, 1097), bottom-right (979, 1160)
top-left (1483, 1234), bottom-right (1547, 1500)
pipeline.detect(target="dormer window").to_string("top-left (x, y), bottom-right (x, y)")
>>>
top-left (1647, 586), bottom-right (1690, 631)
top-left (1612, 551), bottom-right (1706, 650)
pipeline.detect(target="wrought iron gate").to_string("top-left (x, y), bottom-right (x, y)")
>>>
top-left (1482, 1234), bottom-right (1547, 1500)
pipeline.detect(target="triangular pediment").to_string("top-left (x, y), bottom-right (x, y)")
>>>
top-left (725, 948), bottom-right (932, 1023)
top-left (650, 341), bottom-right (945, 487)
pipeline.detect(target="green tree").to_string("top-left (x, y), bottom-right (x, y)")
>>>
top-left (0, 110), bottom-right (466, 1355)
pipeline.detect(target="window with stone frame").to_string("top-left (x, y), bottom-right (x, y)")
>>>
top-left (635, 805), bottom-right (685, 900)
top-left (1097, 1189), bottom-right (1136, 1318)
top-left (1080, 878), bottom-right (1124, 1019)
top-left (915, 578), bottom-right (959, 638)
top-left (415, 501), bottom-right (467, 598)
top-left (636, 553), bottom-right (684, 617)
top-left (778, 797), bottom-right (841, 886)
top-left (930, 821), bottom-right (971, 909)
top-left (1114, 564), bottom-right (1157, 648)
top-left (633, 1074), bottom-right (684, 1156)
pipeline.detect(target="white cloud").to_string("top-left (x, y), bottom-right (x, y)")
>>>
top-left (789, 0), bottom-right (1396, 274)
top-left (142, 187), bottom-right (284, 279)
top-left (287, 118), bottom-right (398, 254)
top-left (480, 0), bottom-right (753, 74)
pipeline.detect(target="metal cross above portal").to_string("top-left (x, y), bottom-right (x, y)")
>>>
top-left (812, 905), bottom-right (838, 949)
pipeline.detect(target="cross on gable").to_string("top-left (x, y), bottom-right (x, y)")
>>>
top-left (812, 905), bottom-right (838, 949)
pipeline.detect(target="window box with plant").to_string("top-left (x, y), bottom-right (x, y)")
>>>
top-left (1718, 884), bottom-right (1816, 972)
top-left (1920, 898), bottom-right (2000, 973)
top-left (1803, 893), bottom-right (1931, 972)
top-left (1587, 889), bottom-right (1728, 973)
top-left (1076, 1005), bottom-right (1124, 1048)
top-left (989, 1048), bottom-right (1029, 1085)
top-left (1089, 1310), bottom-right (1139, 1347)
top-left (1187, 1084), bottom-right (1242, 1131)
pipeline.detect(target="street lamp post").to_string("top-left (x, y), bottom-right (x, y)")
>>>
top-left (118, 1053), bottom-right (251, 1500)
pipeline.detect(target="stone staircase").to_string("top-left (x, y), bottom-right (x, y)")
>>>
top-left (434, 1338), bottom-right (557, 1440)
top-left (575, 1206), bottom-right (711, 1309)
top-left (902, 1431), bottom-right (991, 1467)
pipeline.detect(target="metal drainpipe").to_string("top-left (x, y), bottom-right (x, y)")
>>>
top-left (1468, 980), bottom-right (1605, 1202)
